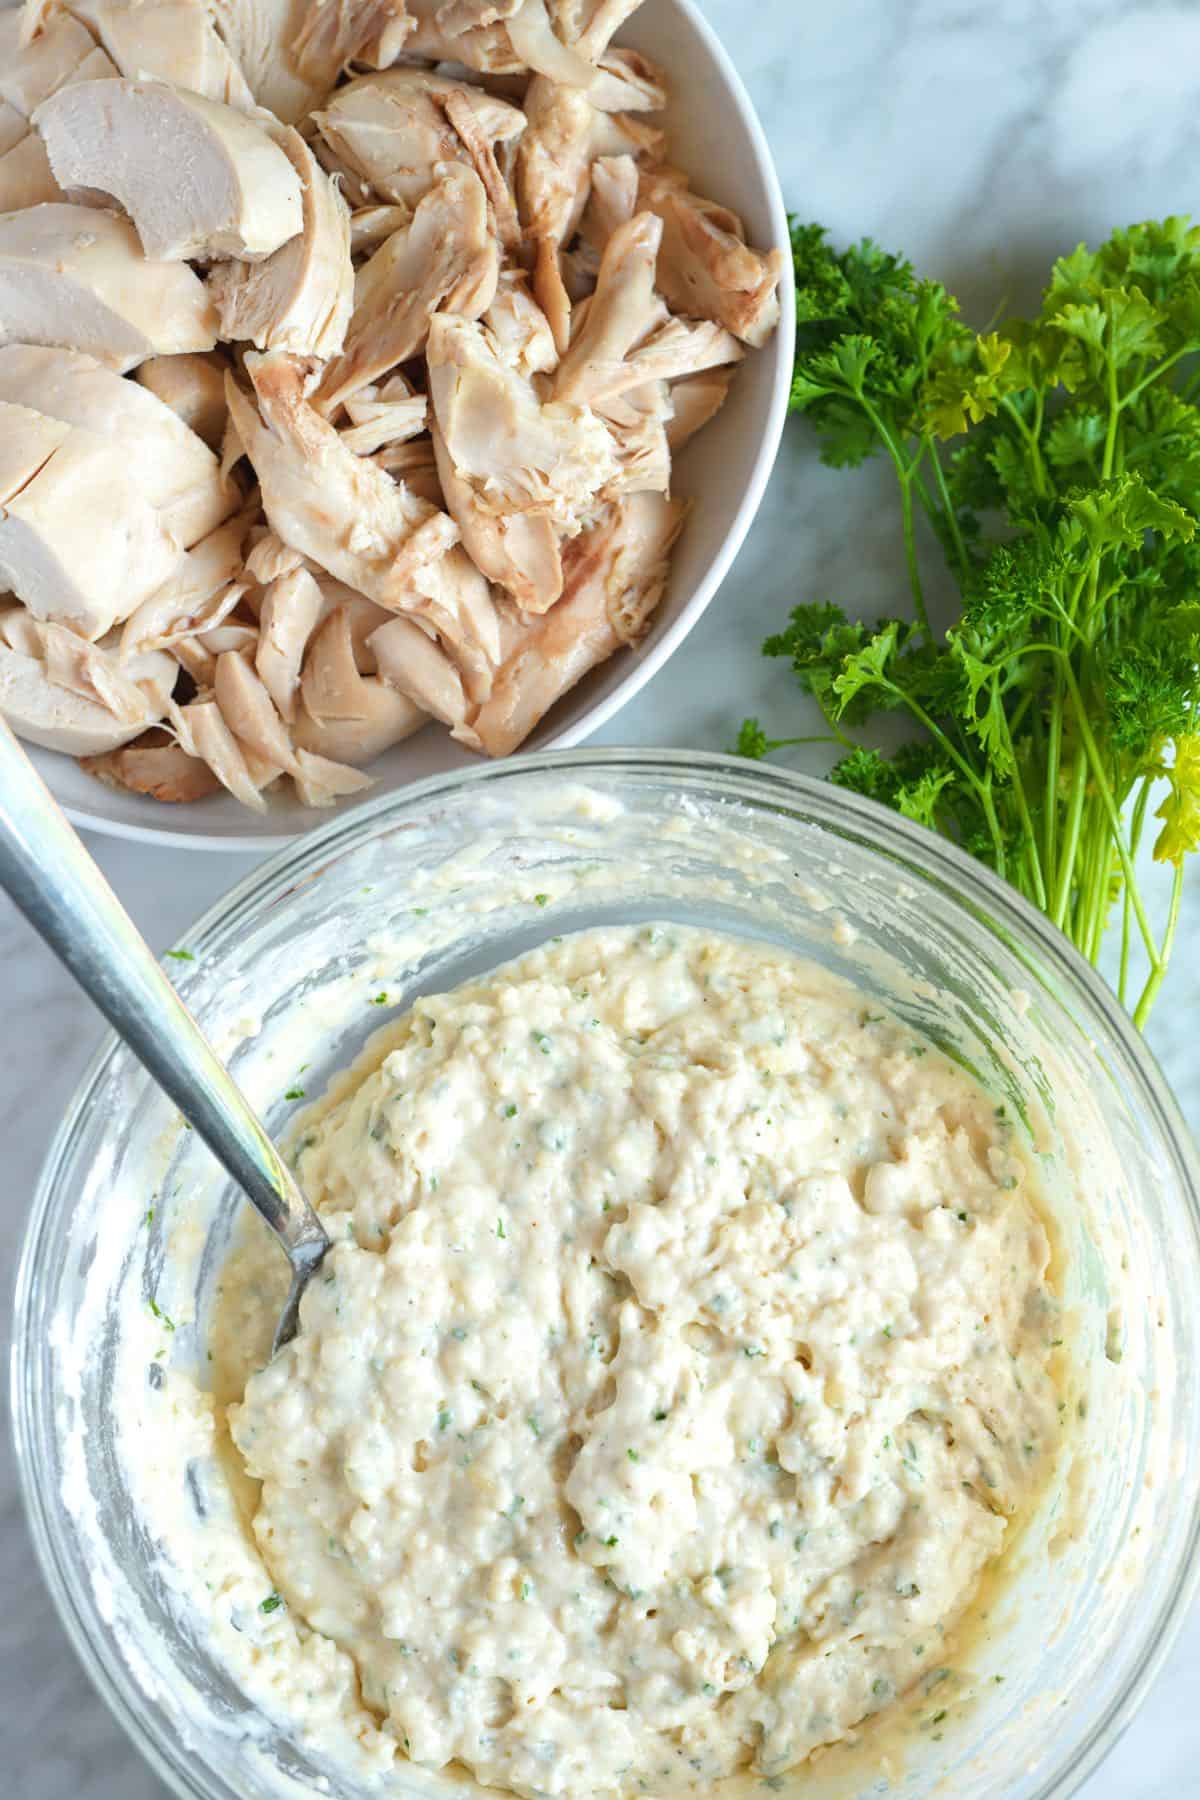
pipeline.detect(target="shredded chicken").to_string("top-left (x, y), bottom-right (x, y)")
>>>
top-left (0, 0), bottom-right (783, 809)
top-left (316, 161), bottom-right (499, 411)
top-left (207, 128), bottom-right (353, 356)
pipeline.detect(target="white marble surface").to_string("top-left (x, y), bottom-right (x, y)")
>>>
top-left (3, 0), bottom-right (1200, 1793)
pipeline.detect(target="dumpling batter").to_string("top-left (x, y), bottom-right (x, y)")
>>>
top-left (223, 924), bottom-right (1063, 1797)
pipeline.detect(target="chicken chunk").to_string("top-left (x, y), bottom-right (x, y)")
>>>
top-left (254, 563), bottom-right (322, 721)
top-left (553, 209), bottom-right (662, 403)
top-left (208, 128), bottom-right (353, 357)
top-left (367, 611), bottom-right (472, 735)
top-left (0, 130), bottom-right (63, 210)
top-left (291, 673), bottom-right (425, 763)
top-left (639, 166), bottom-right (785, 349)
top-left (0, 399), bottom-right (184, 638)
top-left (0, 610), bottom-right (177, 753)
top-left (316, 163), bottom-right (499, 412)
top-left (35, 80), bottom-right (304, 262)
top-left (290, 0), bottom-right (410, 86)
top-left (226, 351), bottom-right (458, 607)
top-left (213, 645), bottom-right (371, 806)
top-left (204, 0), bottom-right (355, 124)
top-left (51, 0), bottom-right (254, 108)
top-left (80, 726), bottom-right (222, 802)
top-left (1, 7), bottom-right (112, 115)
top-left (471, 489), bottom-right (685, 754)
top-left (313, 67), bottom-right (525, 215)
top-left (0, 203), bottom-right (217, 371)
top-left (400, 0), bottom-right (525, 74)
top-left (134, 352), bottom-right (229, 451)
top-left (119, 501), bottom-right (255, 655)
top-left (665, 366), bottom-right (733, 452)
top-left (0, 344), bottom-right (237, 547)
top-left (585, 47), bottom-right (665, 113)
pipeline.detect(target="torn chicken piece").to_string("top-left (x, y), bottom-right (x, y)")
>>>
top-left (547, 0), bottom-right (643, 60)
top-left (665, 366), bottom-right (734, 451)
top-left (428, 311), bottom-right (616, 528)
top-left (213, 646), bottom-right (371, 806)
top-left (290, 0), bottom-right (410, 86)
top-left (553, 209), bottom-right (662, 404)
top-left (399, 0), bottom-right (525, 74)
top-left (310, 133), bottom-right (375, 208)
top-left (255, 563), bottom-right (322, 720)
top-left (203, 0), bottom-right (343, 124)
top-left (244, 525), bottom-right (304, 585)
top-left (119, 501), bottom-right (256, 655)
top-left (367, 611), bottom-right (472, 736)
top-left (431, 414), bottom-right (560, 611)
top-left (0, 106), bottom-right (25, 159)
top-left (339, 386), bottom-right (428, 455)
top-left (0, 203), bottom-right (217, 370)
top-left (35, 80), bottom-right (304, 262)
top-left (0, 609), bottom-right (177, 753)
top-left (349, 203), bottom-right (409, 256)
top-left (585, 47), bottom-right (665, 113)
top-left (292, 674), bottom-right (425, 763)
top-left (54, 0), bottom-right (255, 108)
top-left (387, 543), bottom-right (500, 702)
top-left (600, 377), bottom-right (671, 495)
top-left (472, 489), bottom-right (684, 754)
top-left (506, 0), bottom-right (600, 84)
top-left (208, 128), bottom-right (353, 357)
top-left (134, 352), bottom-right (229, 452)
top-left (0, 399), bottom-right (182, 638)
top-left (0, 130), bottom-right (62, 210)
top-left (484, 269), bottom-right (558, 376)
top-left (227, 351), bottom-right (458, 605)
top-left (639, 166), bottom-right (784, 349)
top-left (80, 726), bottom-right (222, 802)
top-left (0, 344), bottom-right (237, 546)
top-left (169, 693), bottom-right (274, 810)
top-left (579, 152), bottom-right (637, 253)
top-left (316, 163), bottom-right (498, 412)
top-left (577, 312), bottom-right (743, 407)
top-left (313, 68), bottom-right (525, 214)
top-left (517, 77), bottom-right (660, 349)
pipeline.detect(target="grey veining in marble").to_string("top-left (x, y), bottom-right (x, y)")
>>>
top-left (3, 1), bottom-right (1199, 1794)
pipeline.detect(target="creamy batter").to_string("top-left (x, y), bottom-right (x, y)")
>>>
top-left (212, 924), bottom-right (1063, 1796)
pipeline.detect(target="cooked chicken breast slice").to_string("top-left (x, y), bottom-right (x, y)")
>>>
top-left (314, 67), bottom-right (525, 213)
top-left (0, 130), bottom-right (63, 210)
top-left (639, 166), bottom-right (784, 349)
top-left (316, 163), bottom-right (499, 413)
top-left (169, 693), bottom-right (273, 809)
top-left (400, 0), bottom-right (525, 73)
top-left (0, 203), bottom-right (217, 370)
top-left (0, 344), bottom-right (237, 546)
top-left (505, 0), bottom-right (599, 84)
top-left (582, 313), bottom-right (743, 405)
top-left (427, 311), bottom-right (616, 528)
top-left (548, 0), bottom-right (642, 59)
top-left (59, 0), bottom-right (254, 108)
top-left (80, 725), bottom-right (222, 802)
top-left (290, 0), bottom-right (410, 86)
top-left (471, 489), bottom-right (684, 755)
top-left (485, 269), bottom-right (559, 376)
top-left (134, 352), bottom-right (229, 452)
top-left (0, 8), bottom-right (105, 115)
top-left (579, 152), bottom-right (637, 252)
top-left (0, 400), bottom-right (182, 637)
top-left (227, 351), bottom-right (458, 607)
top-left (35, 80), bottom-right (304, 262)
top-left (208, 127), bottom-right (353, 357)
top-left (0, 614), bottom-right (176, 753)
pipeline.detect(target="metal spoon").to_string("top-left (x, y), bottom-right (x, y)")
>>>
top-left (0, 718), bottom-right (329, 1352)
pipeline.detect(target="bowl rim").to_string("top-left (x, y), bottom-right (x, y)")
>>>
top-left (47, 0), bottom-right (797, 856)
top-left (12, 747), bottom-right (1200, 1800)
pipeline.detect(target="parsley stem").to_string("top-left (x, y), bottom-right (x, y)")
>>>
top-left (1051, 748), bottom-right (1088, 931)
top-left (997, 703), bottom-right (1046, 909)
top-left (857, 394), bottom-right (930, 635)
top-left (1118, 344), bottom-right (1192, 412)
top-left (927, 441), bottom-right (972, 587)
top-left (1120, 776), bottom-right (1155, 1005)
top-left (1134, 859), bottom-right (1184, 1028)
top-left (1061, 661), bottom-right (1160, 971)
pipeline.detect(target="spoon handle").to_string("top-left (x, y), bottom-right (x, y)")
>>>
top-left (0, 719), bottom-right (328, 1277)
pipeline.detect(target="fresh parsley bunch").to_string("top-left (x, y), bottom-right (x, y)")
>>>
top-left (740, 218), bottom-right (1200, 1025)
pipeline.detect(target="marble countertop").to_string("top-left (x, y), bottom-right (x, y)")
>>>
top-left (3, 0), bottom-right (1199, 1793)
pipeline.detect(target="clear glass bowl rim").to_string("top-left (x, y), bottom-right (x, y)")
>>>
top-left (11, 747), bottom-right (1200, 1800)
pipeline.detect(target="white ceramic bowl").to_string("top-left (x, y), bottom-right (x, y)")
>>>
top-left (27, 0), bottom-right (794, 852)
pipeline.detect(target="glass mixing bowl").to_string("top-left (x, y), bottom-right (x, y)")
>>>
top-left (12, 751), bottom-right (1200, 1800)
